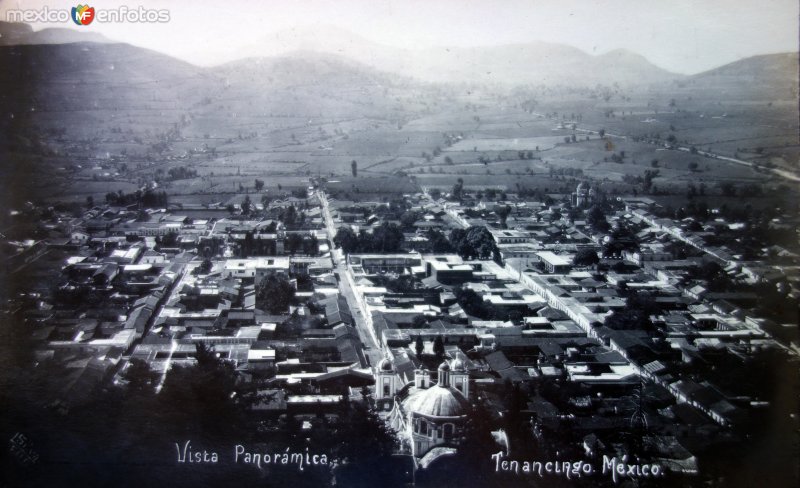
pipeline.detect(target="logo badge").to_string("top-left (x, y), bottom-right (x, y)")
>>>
top-left (71, 5), bottom-right (95, 25)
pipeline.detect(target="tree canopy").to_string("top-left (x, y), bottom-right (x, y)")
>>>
top-left (433, 335), bottom-right (445, 358)
top-left (604, 292), bottom-right (660, 332)
top-left (334, 402), bottom-right (400, 487)
top-left (587, 205), bottom-right (610, 233)
top-left (449, 226), bottom-right (498, 260)
top-left (334, 223), bottom-right (404, 254)
top-left (256, 273), bottom-right (296, 314)
top-left (573, 248), bottom-right (600, 266)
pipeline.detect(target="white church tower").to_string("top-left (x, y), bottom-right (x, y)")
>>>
top-left (375, 357), bottom-right (398, 410)
top-left (449, 358), bottom-right (470, 398)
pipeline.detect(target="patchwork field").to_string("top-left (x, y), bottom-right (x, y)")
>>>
top-left (1, 43), bottom-right (796, 210)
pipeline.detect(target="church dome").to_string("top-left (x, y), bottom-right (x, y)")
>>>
top-left (378, 358), bottom-right (394, 372)
top-left (576, 182), bottom-right (589, 192)
top-left (451, 358), bottom-right (466, 372)
top-left (403, 384), bottom-right (469, 418)
top-left (437, 361), bottom-right (450, 372)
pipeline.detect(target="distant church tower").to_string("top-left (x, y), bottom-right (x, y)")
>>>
top-left (375, 357), bottom-right (398, 410)
top-left (276, 229), bottom-right (285, 255)
top-left (450, 358), bottom-right (470, 398)
top-left (572, 182), bottom-right (596, 208)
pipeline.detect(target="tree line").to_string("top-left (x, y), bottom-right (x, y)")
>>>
top-left (105, 188), bottom-right (169, 208)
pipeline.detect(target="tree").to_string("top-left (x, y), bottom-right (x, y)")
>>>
top-left (334, 402), bottom-right (398, 487)
top-left (443, 399), bottom-right (499, 485)
top-left (241, 195), bottom-right (252, 216)
top-left (351, 160), bottom-right (358, 177)
top-left (159, 231), bottom-right (179, 248)
top-left (256, 274), bottom-right (295, 314)
top-left (451, 178), bottom-right (464, 200)
top-left (505, 381), bottom-right (524, 437)
top-left (197, 258), bottom-right (213, 275)
top-left (496, 205), bottom-right (512, 228)
top-left (719, 181), bottom-right (737, 197)
top-left (427, 229), bottom-right (454, 253)
top-left (281, 205), bottom-right (298, 226)
top-left (415, 335), bottom-right (424, 357)
top-left (433, 335), bottom-right (445, 358)
top-left (136, 209), bottom-right (150, 222)
top-left (587, 205), bottom-right (610, 232)
top-left (122, 358), bottom-right (158, 395)
top-left (567, 206), bottom-right (580, 223)
top-left (448, 226), bottom-right (498, 260)
top-left (85, 196), bottom-right (94, 208)
top-left (687, 182), bottom-right (698, 198)
top-left (643, 169), bottom-right (659, 193)
top-left (399, 210), bottom-right (419, 229)
top-left (573, 248), bottom-right (600, 266)
top-left (226, 203), bottom-right (236, 215)
top-left (369, 222), bottom-right (404, 253)
top-left (254, 179), bottom-right (264, 192)
top-left (285, 233), bottom-right (304, 255)
top-left (303, 234), bottom-right (319, 255)
top-left (158, 342), bottom-right (243, 437)
top-left (455, 287), bottom-right (485, 317)
top-left (333, 227), bottom-right (359, 253)
top-left (604, 293), bottom-right (659, 331)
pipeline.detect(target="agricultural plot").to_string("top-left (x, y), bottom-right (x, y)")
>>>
top-left (412, 158), bottom-right (550, 176)
top-left (64, 179), bottom-right (140, 195)
top-left (11, 43), bottom-right (797, 212)
top-left (446, 135), bottom-right (568, 152)
top-left (325, 175), bottom-right (418, 197)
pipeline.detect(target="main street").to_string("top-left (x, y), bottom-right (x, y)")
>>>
top-left (316, 190), bottom-right (383, 368)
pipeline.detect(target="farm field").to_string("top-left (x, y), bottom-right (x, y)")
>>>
top-left (2, 43), bottom-right (795, 211)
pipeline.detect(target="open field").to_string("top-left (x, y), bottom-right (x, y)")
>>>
top-left (1, 43), bottom-right (795, 210)
top-left (447, 135), bottom-right (569, 152)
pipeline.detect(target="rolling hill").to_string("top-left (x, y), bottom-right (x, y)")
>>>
top-left (0, 39), bottom-right (446, 206)
top-left (676, 52), bottom-right (799, 100)
top-left (235, 25), bottom-right (680, 86)
top-left (0, 21), bottom-right (110, 46)
top-left (0, 24), bottom-right (796, 205)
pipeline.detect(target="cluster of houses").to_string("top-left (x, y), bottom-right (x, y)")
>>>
top-left (4, 180), bottom-right (798, 478)
top-left (7, 195), bottom-right (365, 412)
top-left (329, 187), bottom-right (797, 473)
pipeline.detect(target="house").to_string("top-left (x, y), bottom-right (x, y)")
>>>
top-left (536, 252), bottom-right (572, 274)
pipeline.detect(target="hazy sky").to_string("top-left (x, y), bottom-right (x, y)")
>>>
top-left (1, 0), bottom-right (797, 73)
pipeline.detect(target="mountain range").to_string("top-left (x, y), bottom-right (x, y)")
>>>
top-left (212, 25), bottom-right (680, 86)
top-left (0, 21), bottom-right (110, 46)
top-left (0, 21), bottom-right (796, 92)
